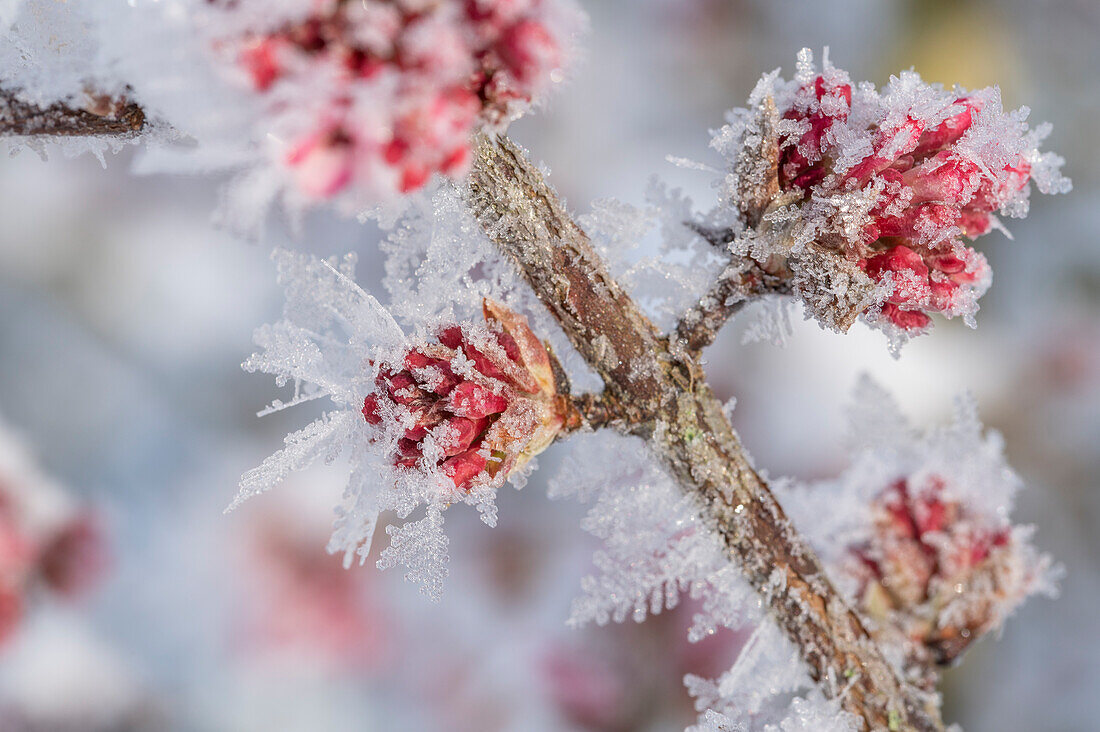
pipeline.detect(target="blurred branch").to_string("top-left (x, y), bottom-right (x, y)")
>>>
top-left (466, 133), bottom-right (943, 732)
top-left (0, 89), bottom-right (145, 137)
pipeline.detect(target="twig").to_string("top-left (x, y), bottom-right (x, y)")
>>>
top-left (0, 89), bottom-right (145, 137)
top-left (466, 133), bottom-right (944, 732)
top-left (674, 261), bottom-right (790, 354)
top-left (560, 392), bottom-right (640, 434)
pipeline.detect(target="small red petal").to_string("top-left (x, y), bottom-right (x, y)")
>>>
top-left (864, 245), bottom-right (930, 281)
top-left (399, 165), bottom-right (430, 193)
top-left (448, 381), bottom-right (509, 418)
top-left (443, 447), bottom-right (488, 490)
top-left (436, 416), bottom-right (490, 456)
top-left (362, 394), bottom-right (382, 424)
top-left (881, 303), bottom-right (932, 330)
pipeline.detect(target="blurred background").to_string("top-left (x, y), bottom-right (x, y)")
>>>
top-left (0, 0), bottom-right (1097, 729)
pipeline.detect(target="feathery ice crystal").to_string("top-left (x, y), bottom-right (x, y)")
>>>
top-left (212, 0), bottom-right (581, 202)
top-left (362, 299), bottom-right (567, 491)
top-left (779, 377), bottom-right (1055, 687)
top-left (711, 49), bottom-right (1070, 344)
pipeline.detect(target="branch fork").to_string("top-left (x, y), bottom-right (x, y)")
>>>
top-left (467, 133), bottom-right (944, 732)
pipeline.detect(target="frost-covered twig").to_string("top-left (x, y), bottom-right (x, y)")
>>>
top-left (466, 133), bottom-right (944, 732)
top-left (674, 257), bottom-right (790, 354)
top-left (0, 89), bottom-right (144, 137)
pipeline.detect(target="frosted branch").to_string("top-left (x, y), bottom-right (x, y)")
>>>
top-left (0, 89), bottom-right (144, 137)
top-left (674, 257), bottom-right (790, 353)
top-left (466, 133), bottom-right (944, 732)
top-left (563, 392), bottom-right (643, 434)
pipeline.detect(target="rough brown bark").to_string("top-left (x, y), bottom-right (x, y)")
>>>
top-left (467, 133), bottom-right (944, 732)
top-left (0, 90), bottom-right (145, 137)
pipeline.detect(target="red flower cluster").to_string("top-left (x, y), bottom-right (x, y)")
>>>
top-left (223, 0), bottom-right (571, 200)
top-left (847, 476), bottom-right (1032, 667)
top-left (773, 62), bottom-right (1058, 332)
top-left (0, 499), bottom-right (104, 643)
top-left (362, 301), bottom-right (565, 491)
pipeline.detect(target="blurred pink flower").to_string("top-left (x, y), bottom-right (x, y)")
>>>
top-left (218, 0), bottom-right (579, 201)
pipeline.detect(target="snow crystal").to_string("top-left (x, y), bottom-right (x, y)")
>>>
top-left (550, 432), bottom-right (757, 629)
top-left (685, 620), bottom-right (860, 731)
top-left (376, 506), bottom-right (450, 601)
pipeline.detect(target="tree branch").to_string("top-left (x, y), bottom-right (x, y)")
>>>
top-left (560, 392), bottom-right (641, 434)
top-left (466, 133), bottom-right (943, 732)
top-left (0, 89), bottom-right (145, 137)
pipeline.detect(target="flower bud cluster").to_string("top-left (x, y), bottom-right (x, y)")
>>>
top-left (716, 49), bottom-right (1069, 340)
top-left (362, 300), bottom-right (565, 491)
top-left (846, 474), bottom-right (1043, 669)
top-left (213, 0), bottom-right (578, 202)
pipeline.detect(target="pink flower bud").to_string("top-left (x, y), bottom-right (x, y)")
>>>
top-left (0, 584), bottom-right (22, 644)
top-left (239, 36), bottom-right (286, 91)
top-left (847, 476), bottom-right (1042, 667)
top-left (364, 301), bottom-right (565, 491)
top-left (498, 19), bottom-right (560, 85)
top-left (286, 130), bottom-right (354, 198)
top-left (739, 53), bottom-right (1069, 337)
top-left (38, 513), bottom-right (107, 597)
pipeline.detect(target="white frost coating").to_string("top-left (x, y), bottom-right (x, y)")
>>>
top-left (657, 48), bottom-right (1070, 353)
top-left (740, 297), bottom-right (795, 347)
top-left (376, 505), bottom-right (450, 602)
top-left (382, 186), bottom-right (603, 393)
top-left (550, 432), bottom-right (757, 629)
top-left (0, 1), bottom-right (152, 162)
top-left (684, 615), bottom-right (859, 732)
top-left (686, 659), bottom-right (860, 732)
top-left (0, 1), bottom-right (106, 106)
top-left (779, 375), bottom-right (1031, 554)
top-left (550, 432), bottom-right (850, 730)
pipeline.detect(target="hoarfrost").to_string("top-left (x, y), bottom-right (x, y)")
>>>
top-left (550, 432), bottom-right (757, 630)
top-left (383, 185), bottom-right (602, 393)
top-left (658, 47), bottom-right (1070, 352)
top-left (685, 621), bottom-right (860, 731)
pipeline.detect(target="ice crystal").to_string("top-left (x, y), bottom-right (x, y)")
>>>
top-left (550, 432), bottom-right (757, 630)
top-left (381, 186), bottom-right (602, 393)
top-left (685, 625), bottom-right (860, 732)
